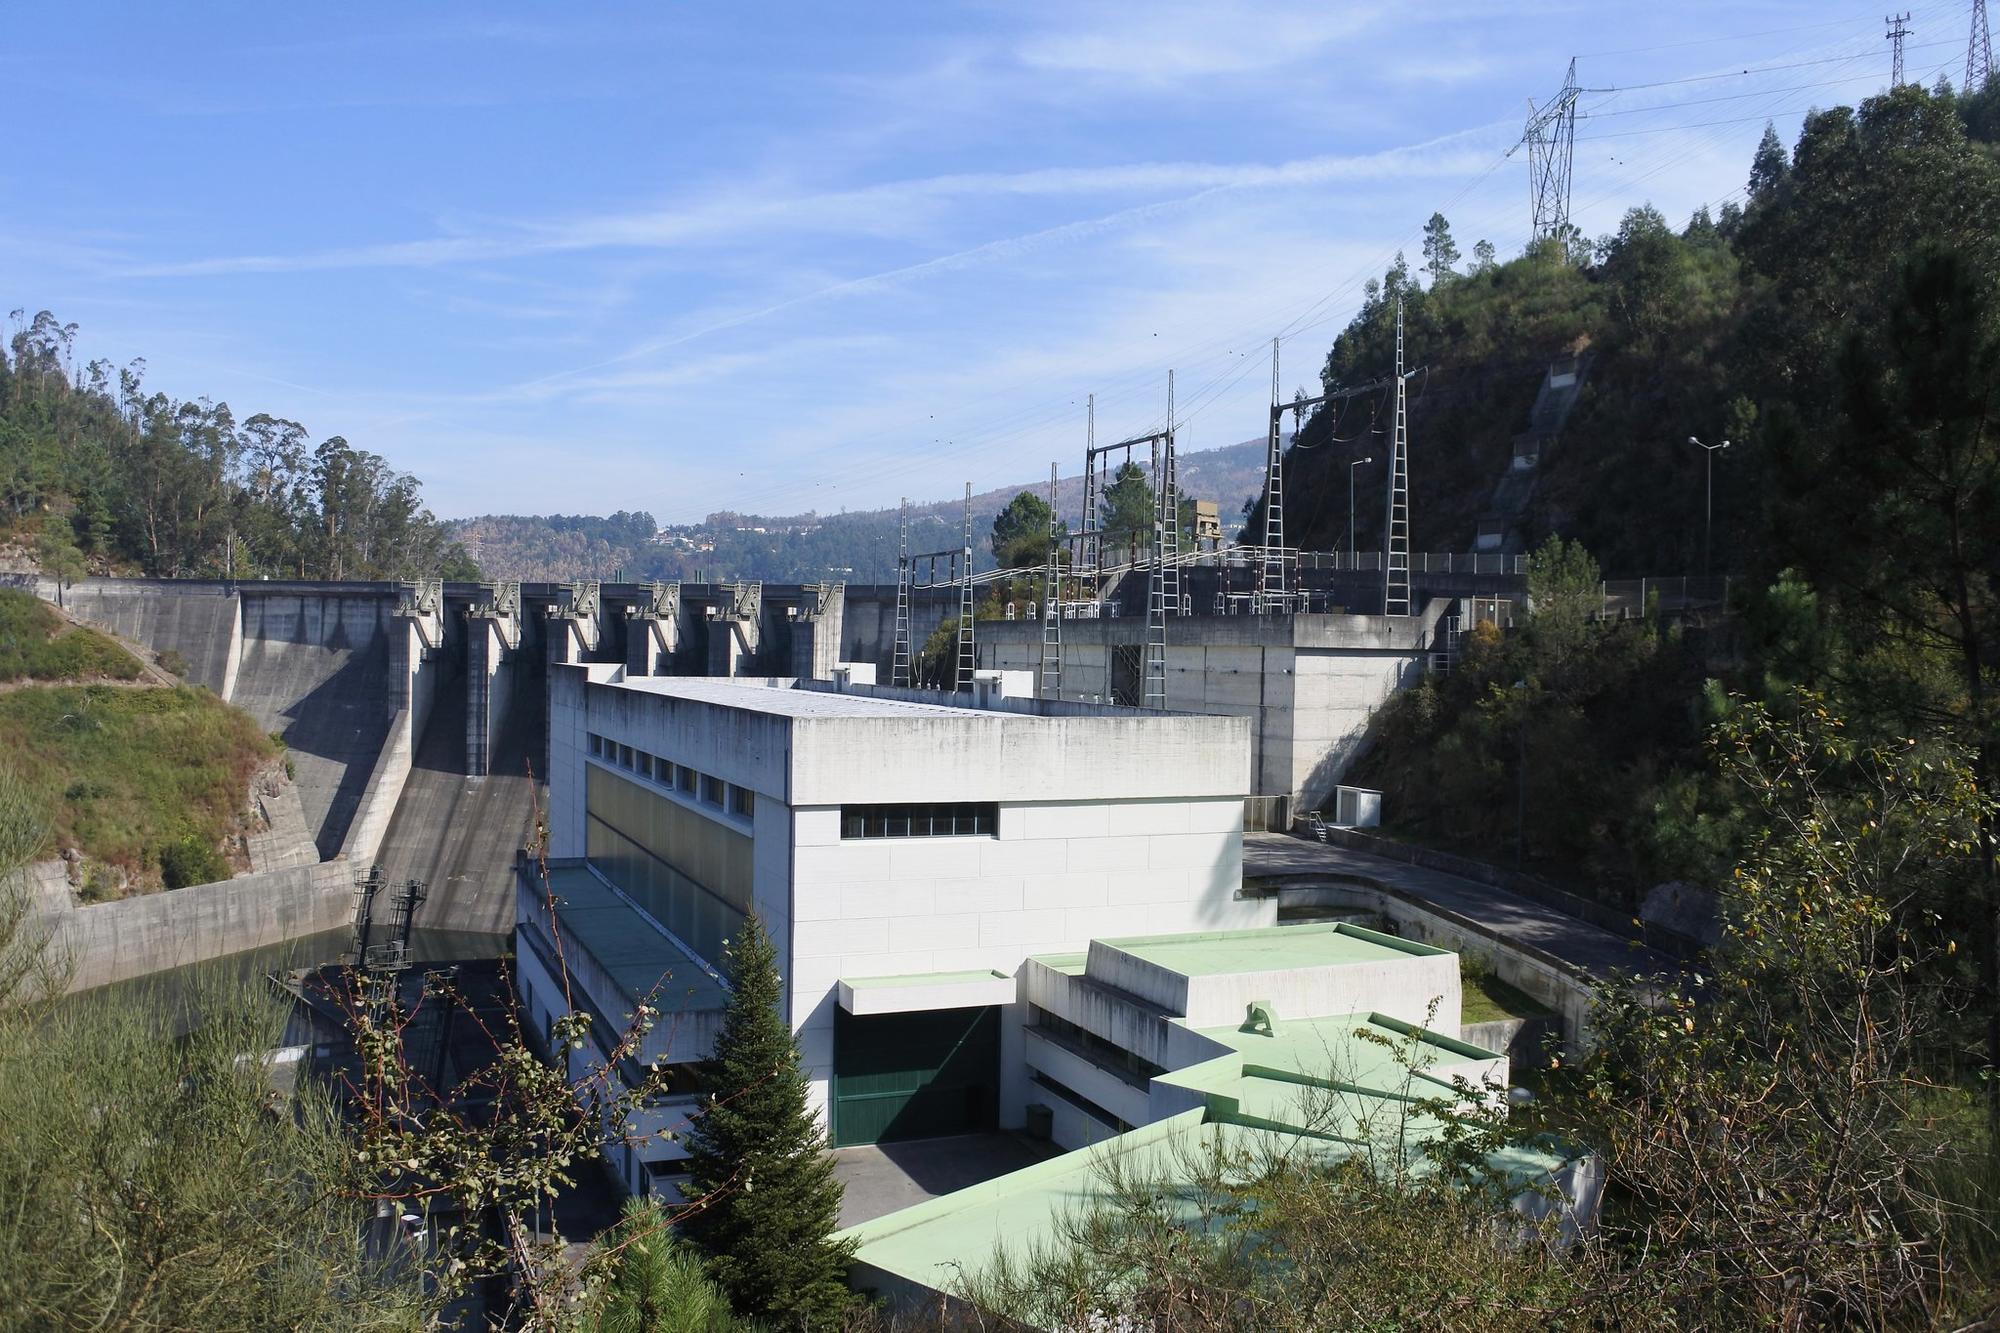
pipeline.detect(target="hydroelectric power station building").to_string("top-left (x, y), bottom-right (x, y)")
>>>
top-left (516, 663), bottom-right (1273, 1191)
top-left (514, 664), bottom-right (1587, 1305)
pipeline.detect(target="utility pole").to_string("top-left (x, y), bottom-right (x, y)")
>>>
top-left (891, 499), bottom-right (912, 686)
top-left (1078, 395), bottom-right (1100, 595)
top-left (1888, 11), bottom-right (1912, 86)
top-left (1382, 299), bottom-right (1412, 617)
top-left (1972, 0), bottom-right (1993, 89)
top-left (1348, 456), bottom-right (1373, 563)
top-left (1512, 57), bottom-right (1581, 249)
top-left (1687, 436), bottom-right (1729, 580)
top-left (955, 483), bottom-right (974, 693)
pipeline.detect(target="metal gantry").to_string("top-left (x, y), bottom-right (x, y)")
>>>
top-left (1259, 337), bottom-right (1288, 610)
top-left (1077, 396), bottom-right (1099, 587)
top-left (955, 482), bottom-right (975, 693)
top-left (1145, 373), bottom-right (1177, 710)
top-left (892, 498), bottom-right (913, 686)
top-left (1039, 462), bottom-right (1063, 700)
top-left (1382, 300), bottom-right (1413, 618)
top-left (1888, 11), bottom-right (1912, 86)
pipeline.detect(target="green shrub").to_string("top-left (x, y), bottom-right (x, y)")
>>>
top-left (156, 648), bottom-right (187, 677)
top-left (0, 684), bottom-right (273, 884)
top-left (158, 834), bottom-right (228, 890)
top-left (0, 590), bottom-right (141, 682)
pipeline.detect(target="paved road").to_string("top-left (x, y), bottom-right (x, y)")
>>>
top-left (832, 1133), bottom-right (1054, 1229)
top-left (1243, 832), bottom-right (1673, 979)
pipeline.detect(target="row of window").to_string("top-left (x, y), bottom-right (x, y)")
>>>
top-left (840, 801), bottom-right (997, 840)
top-left (587, 733), bottom-right (755, 819)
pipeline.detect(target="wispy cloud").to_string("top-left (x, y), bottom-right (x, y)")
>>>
top-left (118, 123), bottom-right (1509, 281)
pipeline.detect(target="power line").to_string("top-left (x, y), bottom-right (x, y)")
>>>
top-left (1582, 70), bottom-right (1891, 115)
top-left (1577, 10), bottom-right (1920, 58)
top-left (1588, 39), bottom-right (1953, 92)
top-left (669, 11), bottom-right (1950, 520)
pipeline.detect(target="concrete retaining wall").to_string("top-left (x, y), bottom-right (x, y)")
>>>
top-left (45, 860), bottom-right (357, 994)
top-left (1271, 880), bottom-right (1599, 1051)
top-left (56, 581), bottom-right (242, 695)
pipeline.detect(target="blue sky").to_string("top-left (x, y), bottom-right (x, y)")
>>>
top-left (3, 2), bottom-right (1973, 522)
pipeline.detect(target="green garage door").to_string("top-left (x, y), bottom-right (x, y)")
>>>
top-left (832, 1006), bottom-right (999, 1147)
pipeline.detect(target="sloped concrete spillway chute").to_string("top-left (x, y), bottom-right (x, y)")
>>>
top-left (371, 644), bottom-right (547, 939)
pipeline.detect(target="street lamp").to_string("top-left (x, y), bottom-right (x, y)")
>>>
top-left (1686, 436), bottom-right (1730, 581)
top-left (1349, 456), bottom-right (1374, 564)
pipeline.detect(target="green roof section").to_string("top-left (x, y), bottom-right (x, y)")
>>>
top-left (540, 863), bottom-right (729, 1013)
top-left (841, 1098), bottom-right (1571, 1295)
top-left (1026, 952), bottom-right (1089, 976)
top-left (1194, 1011), bottom-right (1498, 1096)
top-left (1097, 921), bottom-right (1444, 977)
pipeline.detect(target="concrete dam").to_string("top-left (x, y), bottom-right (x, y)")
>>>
top-left (36, 576), bottom-right (963, 946)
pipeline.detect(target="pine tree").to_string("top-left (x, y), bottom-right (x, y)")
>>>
top-left (989, 489), bottom-right (1057, 569)
top-left (681, 914), bottom-right (854, 1328)
top-left (1747, 121), bottom-right (1789, 200)
top-left (1420, 212), bottom-right (1460, 283)
top-left (589, 1197), bottom-right (742, 1333)
top-left (1097, 460), bottom-right (1153, 564)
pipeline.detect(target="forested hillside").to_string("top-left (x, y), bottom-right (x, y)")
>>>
top-left (451, 438), bottom-right (1265, 583)
top-left (1327, 78), bottom-right (2000, 915)
top-left (0, 318), bottom-right (477, 582)
top-left (1267, 79), bottom-right (2000, 578)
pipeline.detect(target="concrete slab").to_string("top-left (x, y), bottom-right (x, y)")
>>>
top-left (833, 1132), bottom-right (1055, 1229)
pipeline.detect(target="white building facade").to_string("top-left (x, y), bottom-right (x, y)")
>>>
top-left (521, 666), bottom-right (1272, 1174)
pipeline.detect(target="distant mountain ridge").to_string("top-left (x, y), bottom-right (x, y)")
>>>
top-left (449, 438), bottom-right (1268, 583)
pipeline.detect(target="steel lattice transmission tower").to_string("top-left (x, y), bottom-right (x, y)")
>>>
top-left (1888, 12), bottom-right (1912, 86)
top-left (1144, 373), bottom-right (1177, 711)
top-left (1972, 0), bottom-right (1993, 89)
top-left (955, 483), bottom-right (975, 693)
top-left (1381, 300), bottom-right (1413, 618)
top-left (1517, 57), bottom-right (1581, 247)
top-left (892, 498), bottom-right (912, 686)
top-left (1039, 462), bottom-right (1063, 700)
top-left (1259, 336), bottom-right (1287, 608)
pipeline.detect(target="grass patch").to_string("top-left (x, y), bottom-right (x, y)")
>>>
top-left (1460, 959), bottom-right (1555, 1026)
top-left (0, 684), bottom-right (273, 887)
top-left (0, 589), bottom-right (140, 682)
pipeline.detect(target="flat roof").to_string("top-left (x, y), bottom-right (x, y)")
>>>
top-left (1027, 952), bottom-right (1089, 976)
top-left (602, 675), bottom-right (1014, 720)
top-left (541, 863), bottom-right (729, 1013)
top-left (842, 1100), bottom-right (1568, 1294)
top-left (1194, 1011), bottom-right (1492, 1096)
top-left (1099, 922), bottom-right (1442, 977)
